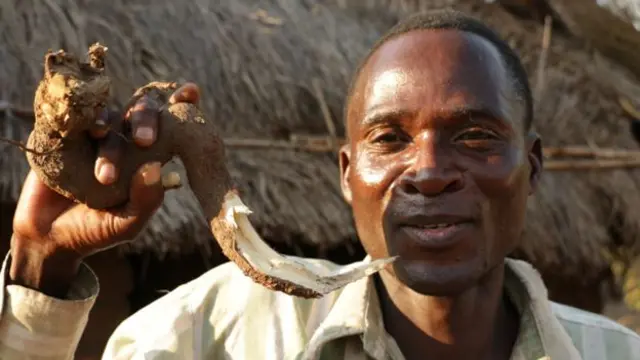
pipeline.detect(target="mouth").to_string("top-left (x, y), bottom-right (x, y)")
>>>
top-left (397, 216), bottom-right (476, 251)
top-left (409, 222), bottom-right (467, 229)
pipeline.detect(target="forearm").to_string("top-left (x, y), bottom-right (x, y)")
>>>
top-left (9, 235), bottom-right (82, 298)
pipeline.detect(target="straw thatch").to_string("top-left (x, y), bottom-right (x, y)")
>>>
top-left (0, 107), bottom-right (31, 202)
top-left (2, 0), bottom-right (640, 280)
top-left (546, 0), bottom-right (640, 79)
top-left (584, 0), bottom-right (640, 30)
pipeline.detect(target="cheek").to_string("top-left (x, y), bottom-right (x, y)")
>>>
top-left (350, 152), bottom-right (406, 255)
top-left (351, 152), bottom-right (404, 200)
top-left (465, 147), bottom-right (530, 250)
top-left (467, 146), bottom-right (528, 196)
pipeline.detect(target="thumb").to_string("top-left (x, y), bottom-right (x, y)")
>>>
top-left (169, 83), bottom-right (200, 105)
top-left (113, 162), bottom-right (165, 233)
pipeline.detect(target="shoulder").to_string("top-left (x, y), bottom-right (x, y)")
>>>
top-left (552, 301), bottom-right (639, 338)
top-left (505, 258), bottom-right (640, 357)
top-left (551, 301), bottom-right (640, 356)
top-left (104, 257), bottom-right (343, 356)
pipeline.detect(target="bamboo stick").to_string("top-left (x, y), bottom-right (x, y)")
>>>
top-left (534, 15), bottom-right (553, 104)
top-left (542, 146), bottom-right (640, 159)
top-left (544, 158), bottom-right (640, 171)
top-left (0, 101), bottom-right (35, 121)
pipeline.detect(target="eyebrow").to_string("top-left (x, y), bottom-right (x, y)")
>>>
top-left (360, 109), bottom-right (412, 128)
top-left (447, 107), bottom-right (507, 125)
top-left (360, 105), bottom-right (508, 129)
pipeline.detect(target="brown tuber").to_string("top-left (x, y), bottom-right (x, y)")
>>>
top-left (25, 43), bottom-right (396, 298)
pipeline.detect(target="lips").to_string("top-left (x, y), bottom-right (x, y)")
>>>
top-left (399, 214), bottom-right (474, 228)
top-left (412, 222), bottom-right (466, 229)
top-left (395, 214), bottom-right (476, 251)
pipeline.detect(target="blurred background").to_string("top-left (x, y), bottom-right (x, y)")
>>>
top-left (2, 0), bottom-right (640, 358)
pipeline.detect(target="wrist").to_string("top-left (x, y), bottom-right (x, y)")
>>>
top-left (9, 234), bottom-right (82, 298)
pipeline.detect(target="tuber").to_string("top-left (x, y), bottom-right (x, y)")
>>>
top-left (25, 43), bottom-right (396, 298)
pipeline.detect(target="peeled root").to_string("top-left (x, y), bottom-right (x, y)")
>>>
top-left (27, 43), bottom-right (397, 299)
top-left (221, 193), bottom-right (397, 297)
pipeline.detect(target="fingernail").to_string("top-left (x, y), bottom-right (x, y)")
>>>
top-left (135, 127), bottom-right (154, 143)
top-left (142, 163), bottom-right (161, 186)
top-left (98, 163), bottom-right (117, 184)
top-left (162, 172), bottom-right (182, 189)
top-left (97, 108), bottom-right (109, 125)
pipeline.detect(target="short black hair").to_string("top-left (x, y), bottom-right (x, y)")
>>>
top-left (345, 9), bottom-right (533, 131)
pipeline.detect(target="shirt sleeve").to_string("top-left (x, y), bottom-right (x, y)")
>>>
top-left (0, 251), bottom-right (99, 359)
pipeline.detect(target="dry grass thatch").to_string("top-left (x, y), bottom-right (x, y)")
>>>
top-left (546, 0), bottom-right (640, 79)
top-left (2, 0), bottom-right (640, 279)
top-left (0, 107), bottom-right (31, 202)
top-left (600, 0), bottom-right (640, 25)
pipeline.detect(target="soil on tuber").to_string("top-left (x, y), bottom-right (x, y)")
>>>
top-left (24, 43), bottom-right (396, 298)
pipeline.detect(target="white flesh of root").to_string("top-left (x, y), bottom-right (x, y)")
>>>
top-left (222, 193), bottom-right (398, 295)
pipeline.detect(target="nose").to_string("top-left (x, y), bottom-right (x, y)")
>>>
top-left (397, 134), bottom-right (463, 196)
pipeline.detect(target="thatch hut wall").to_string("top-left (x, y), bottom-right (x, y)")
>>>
top-left (1, 0), bottom-right (640, 297)
top-left (0, 108), bottom-right (31, 202)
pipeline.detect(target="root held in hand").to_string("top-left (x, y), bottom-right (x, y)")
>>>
top-left (26, 43), bottom-right (396, 298)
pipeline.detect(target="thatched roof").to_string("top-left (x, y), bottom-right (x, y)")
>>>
top-left (589, 0), bottom-right (640, 30)
top-left (0, 106), bottom-right (31, 202)
top-left (545, 0), bottom-right (640, 79)
top-left (2, 0), bottom-right (640, 279)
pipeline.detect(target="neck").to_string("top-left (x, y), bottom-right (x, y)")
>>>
top-left (375, 262), bottom-right (519, 360)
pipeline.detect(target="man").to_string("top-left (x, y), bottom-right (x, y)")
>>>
top-left (1, 9), bottom-right (638, 360)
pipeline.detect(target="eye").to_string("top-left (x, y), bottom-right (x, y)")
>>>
top-left (453, 128), bottom-right (500, 142)
top-left (365, 128), bottom-right (409, 152)
top-left (452, 128), bottom-right (505, 153)
top-left (372, 131), bottom-right (403, 143)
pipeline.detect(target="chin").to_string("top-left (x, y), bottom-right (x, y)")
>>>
top-left (391, 257), bottom-right (490, 296)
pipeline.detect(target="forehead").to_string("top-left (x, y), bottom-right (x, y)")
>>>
top-left (350, 29), bottom-right (519, 129)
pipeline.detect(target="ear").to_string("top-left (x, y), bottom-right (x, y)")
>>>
top-left (339, 144), bottom-right (353, 205)
top-left (526, 131), bottom-right (542, 195)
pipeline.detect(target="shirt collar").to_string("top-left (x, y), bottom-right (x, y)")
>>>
top-left (506, 259), bottom-right (583, 360)
top-left (302, 257), bottom-right (582, 360)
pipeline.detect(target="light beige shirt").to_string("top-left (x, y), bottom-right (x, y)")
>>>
top-left (0, 254), bottom-right (638, 359)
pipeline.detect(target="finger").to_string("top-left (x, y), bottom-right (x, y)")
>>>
top-left (130, 162), bottom-right (165, 212)
top-left (96, 162), bottom-right (164, 243)
top-left (94, 131), bottom-right (123, 185)
top-left (114, 162), bottom-right (165, 231)
top-left (128, 97), bottom-right (159, 147)
top-left (89, 108), bottom-right (112, 139)
top-left (13, 171), bottom-right (72, 237)
top-left (169, 82), bottom-right (200, 105)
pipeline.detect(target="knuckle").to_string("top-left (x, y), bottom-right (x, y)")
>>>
top-left (12, 213), bottom-right (46, 241)
top-left (130, 106), bottom-right (159, 128)
top-left (102, 214), bottom-right (124, 241)
top-left (134, 96), bottom-right (160, 114)
top-left (97, 142), bottom-right (119, 161)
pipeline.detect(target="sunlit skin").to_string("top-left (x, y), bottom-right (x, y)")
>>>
top-left (339, 30), bottom-right (542, 359)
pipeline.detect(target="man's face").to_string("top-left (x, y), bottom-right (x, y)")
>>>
top-left (340, 29), bottom-right (542, 295)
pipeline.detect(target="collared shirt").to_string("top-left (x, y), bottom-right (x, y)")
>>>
top-left (0, 254), bottom-right (638, 360)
